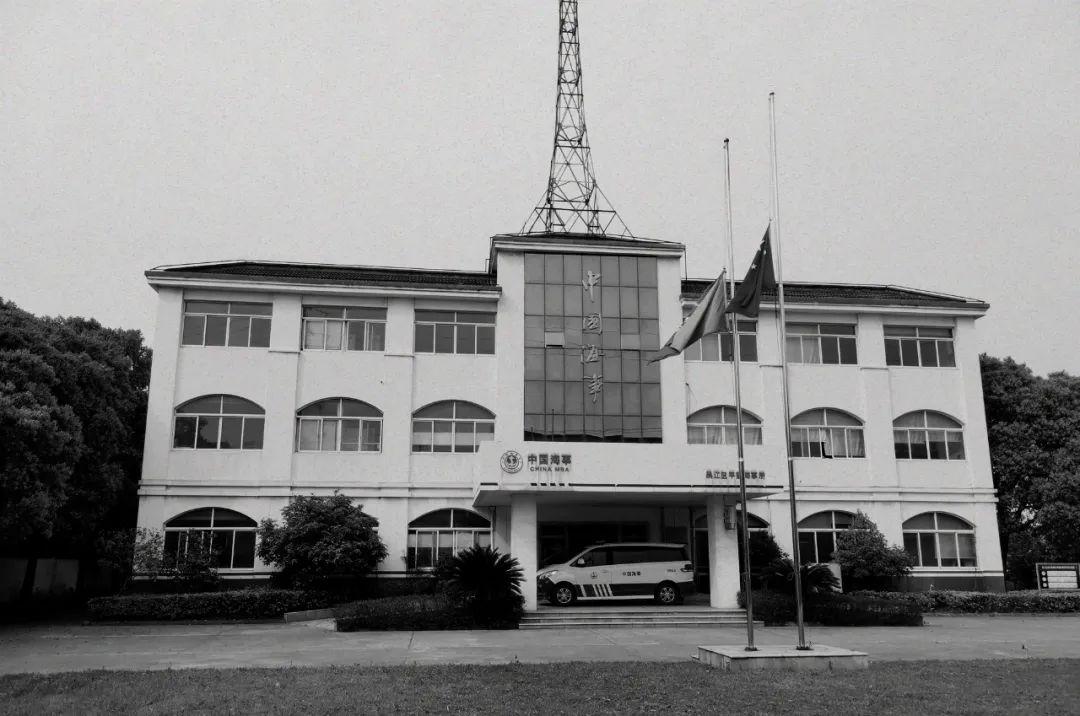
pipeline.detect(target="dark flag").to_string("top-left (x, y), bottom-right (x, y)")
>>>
top-left (725, 226), bottom-right (777, 318)
top-left (648, 271), bottom-right (727, 363)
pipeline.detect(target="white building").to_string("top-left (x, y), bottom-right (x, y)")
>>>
top-left (137, 232), bottom-right (1004, 610)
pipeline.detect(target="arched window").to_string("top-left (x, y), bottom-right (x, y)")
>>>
top-left (903, 513), bottom-right (977, 567)
top-left (163, 507), bottom-right (257, 570)
top-left (687, 406), bottom-right (763, 445)
top-left (407, 509), bottom-right (491, 569)
top-left (894, 411), bottom-right (965, 460)
top-left (411, 400), bottom-right (495, 453)
top-left (173, 395), bottom-right (265, 450)
top-left (296, 398), bottom-right (383, 452)
top-left (797, 510), bottom-right (855, 563)
top-left (790, 408), bottom-right (865, 458)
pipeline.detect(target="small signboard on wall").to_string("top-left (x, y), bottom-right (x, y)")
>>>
top-left (1035, 563), bottom-right (1080, 590)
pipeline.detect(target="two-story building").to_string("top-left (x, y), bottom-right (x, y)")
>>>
top-left (136, 231), bottom-right (1004, 610)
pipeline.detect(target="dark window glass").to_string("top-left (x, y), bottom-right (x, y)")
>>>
top-left (195, 417), bottom-right (219, 448)
top-left (919, 340), bottom-right (938, 367)
top-left (174, 417), bottom-right (197, 448)
top-left (525, 253), bottom-right (545, 282)
top-left (821, 337), bottom-right (840, 364)
top-left (798, 533), bottom-right (816, 564)
top-left (903, 533), bottom-right (919, 560)
top-left (414, 323), bottom-right (434, 353)
top-left (242, 418), bottom-right (264, 449)
top-left (816, 532), bottom-right (836, 562)
top-left (182, 315), bottom-right (204, 345)
top-left (249, 318), bottom-right (271, 347)
top-left (434, 324), bottom-right (455, 353)
top-left (839, 338), bottom-right (858, 364)
top-left (204, 316), bottom-right (227, 346)
top-left (884, 339), bottom-right (901, 366)
top-left (900, 340), bottom-right (919, 366)
top-left (938, 341), bottom-right (956, 367)
top-left (456, 324), bottom-right (475, 354)
top-left (227, 317), bottom-right (250, 347)
top-left (218, 417), bottom-right (243, 449)
top-left (919, 533), bottom-right (937, 567)
top-left (233, 532), bottom-right (256, 568)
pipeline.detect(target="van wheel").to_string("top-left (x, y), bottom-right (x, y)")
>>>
top-left (551, 583), bottom-right (577, 606)
top-left (655, 582), bottom-right (681, 606)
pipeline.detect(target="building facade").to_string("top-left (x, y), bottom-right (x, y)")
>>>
top-left (137, 233), bottom-right (1004, 610)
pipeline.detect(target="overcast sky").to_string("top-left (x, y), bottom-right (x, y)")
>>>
top-left (2, 1), bottom-right (1077, 375)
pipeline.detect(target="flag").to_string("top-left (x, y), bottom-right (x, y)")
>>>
top-left (724, 226), bottom-right (777, 318)
top-left (648, 271), bottom-right (727, 363)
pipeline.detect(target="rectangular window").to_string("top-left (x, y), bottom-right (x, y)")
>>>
top-left (884, 326), bottom-right (956, 367)
top-left (301, 306), bottom-right (386, 352)
top-left (414, 310), bottom-right (496, 355)
top-left (786, 323), bottom-right (857, 365)
top-left (683, 320), bottom-right (758, 362)
top-left (182, 301), bottom-right (272, 348)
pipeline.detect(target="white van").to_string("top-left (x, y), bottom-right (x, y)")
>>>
top-left (536, 542), bottom-right (695, 606)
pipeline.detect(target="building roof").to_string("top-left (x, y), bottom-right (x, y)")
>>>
top-left (681, 279), bottom-right (988, 310)
top-left (146, 260), bottom-right (499, 293)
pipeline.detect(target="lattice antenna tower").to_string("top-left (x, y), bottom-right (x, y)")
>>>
top-left (521, 0), bottom-right (632, 237)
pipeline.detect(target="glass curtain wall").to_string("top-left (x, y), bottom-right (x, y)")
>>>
top-left (523, 253), bottom-right (662, 442)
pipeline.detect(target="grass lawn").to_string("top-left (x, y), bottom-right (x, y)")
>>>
top-left (2, 659), bottom-right (1078, 714)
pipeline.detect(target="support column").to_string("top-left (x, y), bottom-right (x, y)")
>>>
top-left (510, 495), bottom-right (539, 611)
top-left (707, 497), bottom-right (741, 608)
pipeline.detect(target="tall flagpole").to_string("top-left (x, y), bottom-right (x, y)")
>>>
top-left (723, 139), bottom-right (756, 651)
top-left (769, 92), bottom-right (809, 650)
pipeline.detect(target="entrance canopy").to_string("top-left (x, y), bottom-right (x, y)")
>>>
top-left (473, 480), bottom-right (784, 508)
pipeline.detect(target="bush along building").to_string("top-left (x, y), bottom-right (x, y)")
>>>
top-left (134, 0), bottom-right (1004, 609)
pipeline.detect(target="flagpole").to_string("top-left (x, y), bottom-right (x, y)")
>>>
top-left (724, 139), bottom-right (756, 651)
top-left (769, 92), bottom-right (810, 650)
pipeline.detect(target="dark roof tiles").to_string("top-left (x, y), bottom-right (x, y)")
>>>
top-left (681, 279), bottom-right (986, 309)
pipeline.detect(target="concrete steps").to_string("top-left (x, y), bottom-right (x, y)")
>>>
top-left (521, 607), bottom-right (756, 630)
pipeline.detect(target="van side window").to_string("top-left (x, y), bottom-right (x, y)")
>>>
top-left (650, 547), bottom-right (688, 562)
top-left (610, 547), bottom-right (651, 564)
top-left (581, 548), bottom-right (611, 566)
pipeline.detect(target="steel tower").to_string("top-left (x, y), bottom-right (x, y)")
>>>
top-left (521, 0), bottom-right (632, 237)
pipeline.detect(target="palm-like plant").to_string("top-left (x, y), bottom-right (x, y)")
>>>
top-left (763, 558), bottom-right (840, 600)
top-left (443, 546), bottom-right (524, 625)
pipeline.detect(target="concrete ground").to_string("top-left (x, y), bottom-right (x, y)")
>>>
top-left (0, 614), bottom-right (1077, 675)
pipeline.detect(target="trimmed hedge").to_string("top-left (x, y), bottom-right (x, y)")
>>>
top-left (86, 589), bottom-right (336, 621)
top-left (335, 593), bottom-right (521, 631)
top-left (849, 589), bottom-right (1080, 614)
top-left (739, 590), bottom-right (922, 626)
top-left (809, 594), bottom-right (923, 626)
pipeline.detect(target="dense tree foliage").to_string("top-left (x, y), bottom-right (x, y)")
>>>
top-left (834, 511), bottom-right (914, 591)
top-left (0, 299), bottom-right (151, 556)
top-left (257, 494), bottom-right (389, 585)
top-left (981, 354), bottom-right (1080, 586)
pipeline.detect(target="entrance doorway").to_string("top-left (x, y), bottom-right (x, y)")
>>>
top-left (538, 522), bottom-right (649, 567)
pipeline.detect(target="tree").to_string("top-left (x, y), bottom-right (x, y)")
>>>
top-left (0, 299), bottom-right (151, 556)
top-left (981, 355), bottom-right (1080, 586)
top-left (738, 529), bottom-right (788, 589)
top-left (257, 494), bottom-right (388, 586)
top-left (833, 511), bottom-right (914, 591)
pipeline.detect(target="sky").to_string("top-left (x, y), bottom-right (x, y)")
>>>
top-left (2, 1), bottom-right (1078, 375)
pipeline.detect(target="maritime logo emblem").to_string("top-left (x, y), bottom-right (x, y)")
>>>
top-left (500, 450), bottom-right (523, 474)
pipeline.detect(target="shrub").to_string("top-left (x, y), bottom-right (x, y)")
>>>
top-left (335, 594), bottom-right (479, 631)
top-left (257, 494), bottom-right (388, 587)
top-left (86, 589), bottom-right (335, 621)
top-left (834, 512), bottom-right (914, 591)
top-left (762, 559), bottom-right (839, 601)
top-left (439, 546), bottom-right (524, 627)
top-left (850, 589), bottom-right (1080, 613)
top-left (738, 590), bottom-right (796, 625)
top-left (808, 594), bottom-right (923, 626)
top-left (738, 531), bottom-right (788, 589)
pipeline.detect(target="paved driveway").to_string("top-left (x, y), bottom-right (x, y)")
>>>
top-left (0, 614), bottom-right (1077, 675)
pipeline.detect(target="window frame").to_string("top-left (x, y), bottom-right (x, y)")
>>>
top-left (686, 405), bottom-right (764, 445)
top-left (181, 301), bottom-right (272, 348)
top-left (902, 512), bottom-right (977, 568)
top-left (682, 316), bottom-right (759, 363)
top-left (295, 398), bottom-right (384, 453)
top-left (893, 410), bottom-right (966, 461)
top-left (163, 507), bottom-right (258, 571)
top-left (785, 322), bottom-right (858, 365)
top-left (884, 325), bottom-right (956, 368)
top-left (796, 510), bottom-right (856, 563)
top-left (172, 395), bottom-right (265, 451)
top-left (789, 408), bottom-right (866, 459)
top-left (414, 310), bottom-right (496, 356)
top-left (406, 509), bottom-right (492, 570)
top-left (411, 400), bottom-right (496, 453)
top-left (300, 306), bottom-right (387, 352)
